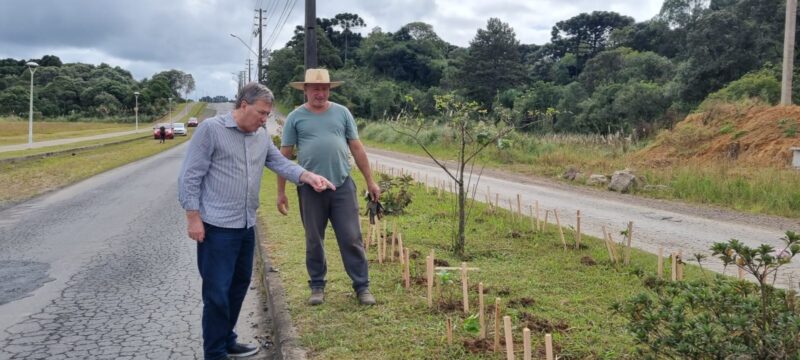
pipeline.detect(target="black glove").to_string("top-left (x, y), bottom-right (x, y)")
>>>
top-left (364, 192), bottom-right (384, 225)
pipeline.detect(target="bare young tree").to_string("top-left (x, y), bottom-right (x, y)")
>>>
top-left (391, 94), bottom-right (515, 257)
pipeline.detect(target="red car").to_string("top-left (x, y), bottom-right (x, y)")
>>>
top-left (153, 123), bottom-right (174, 140)
top-left (187, 117), bottom-right (199, 127)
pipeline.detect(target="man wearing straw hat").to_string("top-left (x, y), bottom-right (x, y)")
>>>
top-left (277, 68), bottom-right (380, 306)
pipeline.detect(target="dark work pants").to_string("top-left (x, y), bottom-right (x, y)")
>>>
top-left (197, 223), bottom-right (254, 360)
top-left (297, 177), bottom-right (370, 293)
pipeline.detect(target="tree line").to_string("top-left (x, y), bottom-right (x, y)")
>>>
top-left (266, 0), bottom-right (799, 135)
top-left (0, 55), bottom-right (194, 121)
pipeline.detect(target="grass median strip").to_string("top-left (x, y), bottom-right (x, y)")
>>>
top-left (258, 170), bottom-right (699, 359)
top-left (0, 135), bottom-right (189, 208)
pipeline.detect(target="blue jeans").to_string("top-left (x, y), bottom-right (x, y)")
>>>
top-left (197, 223), bottom-right (254, 360)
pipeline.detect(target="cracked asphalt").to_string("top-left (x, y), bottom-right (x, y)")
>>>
top-left (0, 118), bottom-right (275, 359)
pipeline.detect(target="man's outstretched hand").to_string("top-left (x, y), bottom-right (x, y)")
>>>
top-left (300, 171), bottom-right (336, 193)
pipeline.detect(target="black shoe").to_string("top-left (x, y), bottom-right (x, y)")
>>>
top-left (227, 342), bottom-right (259, 358)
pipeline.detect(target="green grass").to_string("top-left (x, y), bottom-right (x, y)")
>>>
top-left (0, 133), bottom-right (151, 160)
top-left (258, 171), bottom-right (702, 359)
top-left (0, 119), bottom-right (137, 146)
top-left (359, 122), bottom-right (800, 218)
top-left (0, 130), bottom-right (192, 207)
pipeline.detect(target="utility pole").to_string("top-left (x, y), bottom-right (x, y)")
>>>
top-left (256, 8), bottom-right (265, 84)
top-left (305, 0), bottom-right (317, 69)
top-left (782, 0), bottom-right (797, 105)
top-left (246, 58), bottom-right (252, 82)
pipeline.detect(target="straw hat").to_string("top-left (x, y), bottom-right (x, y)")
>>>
top-left (289, 68), bottom-right (343, 90)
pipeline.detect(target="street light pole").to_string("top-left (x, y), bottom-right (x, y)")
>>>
top-left (26, 61), bottom-right (38, 146)
top-left (168, 97), bottom-right (173, 123)
top-left (133, 91), bottom-right (140, 131)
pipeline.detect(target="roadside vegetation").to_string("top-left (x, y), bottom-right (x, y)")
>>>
top-left (0, 118), bottom-right (137, 146)
top-left (258, 170), bottom-right (799, 359)
top-left (360, 112), bottom-right (800, 219)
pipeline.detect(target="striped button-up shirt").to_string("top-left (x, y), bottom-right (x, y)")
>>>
top-left (178, 112), bottom-right (304, 229)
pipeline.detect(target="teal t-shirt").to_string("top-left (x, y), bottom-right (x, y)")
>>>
top-left (281, 102), bottom-right (358, 187)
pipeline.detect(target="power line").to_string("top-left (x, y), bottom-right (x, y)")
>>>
top-left (266, 0), bottom-right (298, 50)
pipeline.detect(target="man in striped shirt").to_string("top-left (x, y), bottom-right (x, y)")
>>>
top-left (178, 83), bottom-right (334, 360)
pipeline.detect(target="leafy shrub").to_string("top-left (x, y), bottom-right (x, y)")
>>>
top-left (377, 173), bottom-right (413, 214)
top-left (615, 233), bottom-right (800, 359)
top-left (700, 67), bottom-right (781, 108)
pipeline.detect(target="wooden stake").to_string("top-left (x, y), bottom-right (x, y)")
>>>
top-left (366, 221), bottom-right (373, 252)
top-left (446, 317), bottom-right (453, 345)
top-left (624, 221), bottom-right (633, 266)
top-left (606, 232), bottom-right (619, 263)
top-left (575, 210), bottom-right (581, 249)
top-left (391, 222), bottom-right (397, 262)
top-left (461, 262), bottom-right (469, 313)
top-left (403, 248), bottom-right (411, 289)
top-left (377, 222), bottom-right (383, 264)
top-left (479, 282), bottom-right (486, 339)
top-left (676, 250), bottom-right (684, 281)
top-left (545, 334), bottom-right (554, 360)
top-left (495, 193), bottom-right (499, 210)
top-left (535, 201), bottom-right (540, 232)
top-left (657, 246), bottom-right (664, 279)
top-left (398, 233), bottom-right (404, 265)
top-left (508, 198), bottom-right (515, 220)
top-left (602, 226), bottom-right (615, 263)
top-left (426, 255), bottom-right (434, 307)
top-left (523, 328), bottom-right (531, 360)
top-left (382, 221), bottom-right (388, 262)
top-left (494, 298), bottom-right (501, 352)
top-left (543, 210), bottom-right (549, 231)
top-left (529, 204), bottom-right (535, 233)
top-left (435, 266), bottom-right (480, 271)
top-left (671, 253), bottom-right (677, 281)
top-left (738, 265), bottom-right (744, 280)
top-left (554, 209), bottom-right (566, 251)
top-left (516, 194), bottom-right (522, 216)
top-left (504, 316), bottom-right (514, 360)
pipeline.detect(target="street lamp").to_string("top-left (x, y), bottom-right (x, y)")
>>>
top-left (230, 33), bottom-right (260, 84)
top-left (168, 97), bottom-right (173, 123)
top-left (229, 33), bottom-right (258, 57)
top-left (133, 91), bottom-right (140, 131)
top-left (26, 61), bottom-right (38, 146)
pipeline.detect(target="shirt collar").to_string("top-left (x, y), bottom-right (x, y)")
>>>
top-left (223, 112), bottom-right (238, 128)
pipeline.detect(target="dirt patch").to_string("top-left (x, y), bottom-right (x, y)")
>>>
top-left (434, 259), bottom-right (450, 267)
top-left (463, 338), bottom-right (494, 353)
top-left (635, 103), bottom-right (800, 168)
top-left (508, 297), bottom-right (536, 308)
top-left (580, 256), bottom-right (597, 266)
top-left (519, 312), bottom-right (570, 334)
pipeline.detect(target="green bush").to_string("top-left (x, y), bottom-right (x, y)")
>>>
top-left (377, 173), bottom-right (413, 214)
top-left (615, 234), bottom-right (800, 359)
top-left (700, 68), bottom-right (781, 108)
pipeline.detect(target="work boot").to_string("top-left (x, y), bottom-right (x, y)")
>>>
top-left (357, 289), bottom-right (376, 305)
top-left (308, 288), bottom-right (324, 305)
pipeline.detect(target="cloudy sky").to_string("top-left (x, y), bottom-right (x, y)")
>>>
top-left (0, 0), bottom-right (663, 99)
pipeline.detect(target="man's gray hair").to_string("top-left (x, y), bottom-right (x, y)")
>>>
top-left (235, 82), bottom-right (275, 109)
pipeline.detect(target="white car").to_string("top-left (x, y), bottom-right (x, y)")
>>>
top-left (172, 122), bottom-right (187, 136)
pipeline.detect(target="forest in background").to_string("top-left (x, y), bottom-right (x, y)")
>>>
top-left (0, 56), bottom-right (194, 121)
top-left (267, 0), bottom-right (800, 136)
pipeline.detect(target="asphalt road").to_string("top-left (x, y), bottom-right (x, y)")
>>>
top-left (0, 105), bottom-right (274, 359)
top-left (366, 148), bottom-right (800, 290)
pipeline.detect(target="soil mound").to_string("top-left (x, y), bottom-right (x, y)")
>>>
top-left (635, 102), bottom-right (800, 168)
